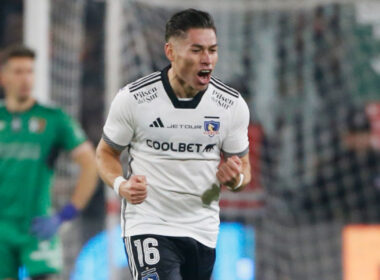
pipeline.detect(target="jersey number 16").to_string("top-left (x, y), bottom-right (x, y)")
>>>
top-left (134, 237), bottom-right (160, 267)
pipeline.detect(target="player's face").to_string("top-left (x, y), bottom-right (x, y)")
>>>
top-left (1, 57), bottom-right (35, 102)
top-left (167, 28), bottom-right (218, 92)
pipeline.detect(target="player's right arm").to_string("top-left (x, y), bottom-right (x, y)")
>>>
top-left (96, 88), bottom-right (147, 204)
top-left (96, 140), bottom-right (147, 204)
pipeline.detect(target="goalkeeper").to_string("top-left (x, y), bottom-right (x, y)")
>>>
top-left (0, 45), bottom-right (98, 280)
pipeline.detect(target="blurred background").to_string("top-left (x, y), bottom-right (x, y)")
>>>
top-left (2, 0), bottom-right (380, 279)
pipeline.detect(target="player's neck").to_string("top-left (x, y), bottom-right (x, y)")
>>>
top-left (5, 95), bottom-right (36, 113)
top-left (168, 68), bottom-right (198, 99)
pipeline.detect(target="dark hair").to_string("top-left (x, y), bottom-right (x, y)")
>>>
top-left (165, 9), bottom-right (216, 42)
top-left (1, 45), bottom-right (36, 66)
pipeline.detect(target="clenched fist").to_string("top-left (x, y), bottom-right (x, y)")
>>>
top-left (119, 175), bottom-right (148, 204)
top-left (216, 155), bottom-right (242, 190)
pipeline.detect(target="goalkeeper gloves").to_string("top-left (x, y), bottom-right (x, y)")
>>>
top-left (31, 203), bottom-right (79, 240)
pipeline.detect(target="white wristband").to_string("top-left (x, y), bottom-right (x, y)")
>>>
top-left (227, 173), bottom-right (245, 191)
top-left (113, 176), bottom-right (127, 196)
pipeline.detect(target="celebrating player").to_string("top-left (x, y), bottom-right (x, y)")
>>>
top-left (0, 45), bottom-right (98, 280)
top-left (96, 8), bottom-right (251, 280)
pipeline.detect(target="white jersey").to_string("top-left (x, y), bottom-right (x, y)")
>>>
top-left (103, 66), bottom-right (250, 248)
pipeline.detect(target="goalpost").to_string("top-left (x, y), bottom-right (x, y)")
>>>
top-left (23, 0), bottom-right (87, 278)
top-left (23, 0), bottom-right (50, 104)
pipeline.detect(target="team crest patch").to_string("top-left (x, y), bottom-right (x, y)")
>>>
top-left (29, 117), bottom-right (46, 133)
top-left (142, 272), bottom-right (159, 280)
top-left (204, 120), bottom-right (220, 137)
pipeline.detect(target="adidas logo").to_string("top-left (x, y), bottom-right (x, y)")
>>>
top-left (149, 117), bottom-right (164, 128)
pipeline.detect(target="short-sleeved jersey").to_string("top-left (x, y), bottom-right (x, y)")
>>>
top-left (103, 66), bottom-right (250, 248)
top-left (0, 102), bottom-right (86, 222)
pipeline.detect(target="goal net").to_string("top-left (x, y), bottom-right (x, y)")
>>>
top-left (50, 0), bottom-right (86, 278)
top-left (107, 1), bottom-right (380, 279)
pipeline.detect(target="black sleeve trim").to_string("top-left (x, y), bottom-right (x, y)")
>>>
top-left (210, 77), bottom-right (240, 98)
top-left (222, 146), bottom-right (249, 158)
top-left (129, 78), bottom-right (162, 93)
top-left (102, 132), bottom-right (128, 151)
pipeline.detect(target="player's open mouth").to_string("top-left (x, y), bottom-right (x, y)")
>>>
top-left (197, 69), bottom-right (212, 85)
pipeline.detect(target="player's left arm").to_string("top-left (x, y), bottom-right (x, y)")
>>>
top-left (31, 141), bottom-right (98, 240)
top-left (218, 93), bottom-right (251, 191)
top-left (217, 153), bottom-right (251, 192)
top-left (31, 110), bottom-right (98, 240)
top-left (60, 111), bottom-right (98, 210)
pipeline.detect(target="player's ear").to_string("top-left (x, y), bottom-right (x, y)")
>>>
top-left (165, 42), bottom-right (174, 62)
top-left (0, 66), bottom-right (7, 87)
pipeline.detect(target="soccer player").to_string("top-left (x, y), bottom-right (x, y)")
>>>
top-left (96, 8), bottom-right (251, 280)
top-left (0, 45), bottom-right (98, 280)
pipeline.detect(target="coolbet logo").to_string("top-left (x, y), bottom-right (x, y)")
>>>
top-left (203, 143), bottom-right (216, 152)
top-left (0, 143), bottom-right (41, 159)
top-left (147, 140), bottom-right (203, 153)
top-left (146, 139), bottom-right (216, 153)
top-left (204, 120), bottom-right (220, 137)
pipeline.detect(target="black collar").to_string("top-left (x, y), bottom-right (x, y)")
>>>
top-left (161, 65), bottom-right (207, 109)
